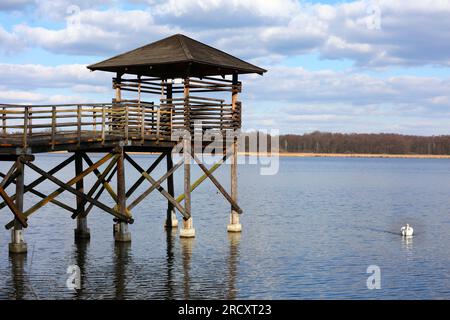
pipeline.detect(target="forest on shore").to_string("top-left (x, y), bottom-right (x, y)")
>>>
top-left (245, 131), bottom-right (450, 155)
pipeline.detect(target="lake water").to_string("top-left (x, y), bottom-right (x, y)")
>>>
top-left (0, 154), bottom-right (450, 299)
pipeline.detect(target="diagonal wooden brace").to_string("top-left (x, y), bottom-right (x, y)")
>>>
top-left (7, 160), bottom-right (132, 227)
top-left (71, 154), bottom-right (118, 219)
top-left (126, 152), bottom-right (166, 198)
top-left (4, 153), bottom-right (118, 229)
top-left (83, 166), bottom-right (117, 218)
top-left (0, 186), bottom-right (28, 228)
top-left (0, 171), bottom-right (76, 214)
top-left (124, 153), bottom-right (189, 218)
top-left (81, 152), bottom-right (118, 203)
top-left (190, 150), bottom-right (243, 214)
top-left (0, 162), bottom-right (17, 189)
top-left (0, 154), bottom-right (75, 210)
top-left (176, 149), bottom-right (234, 203)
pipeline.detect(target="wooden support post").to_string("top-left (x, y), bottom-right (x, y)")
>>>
top-left (74, 152), bottom-right (90, 240)
top-left (180, 137), bottom-right (195, 238)
top-left (164, 150), bottom-right (178, 228)
top-left (114, 148), bottom-right (131, 242)
top-left (228, 73), bottom-right (242, 233)
top-left (9, 158), bottom-right (27, 254)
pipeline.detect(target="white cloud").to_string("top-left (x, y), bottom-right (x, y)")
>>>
top-left (14, 9), bottom-right (176, 55)
top-left (0, 0), bottom-right (34, 11)
top-left (2, 0), bottom-right (450, 67)
top-left (0, 26), bottom-right (24, 54)
top-left (0, 63), bottom-right (109, 89)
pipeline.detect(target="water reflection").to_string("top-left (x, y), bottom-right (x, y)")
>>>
top-left (401, 236), bottom-right (414, 251)
top-left (180, 237), bottom-right (194, 299)
top-left (113, 242), bottom-right (132, 299)
top-left (227, 233), bottom-right (241, 299)
top-left (9, 254), bottom-right (28, 300)
top-left (401, 235), bottom-right (415, 267)
top-left (73, 239), bottom-right (89, 299)
top-left (165, 229), bottom-right (176, 299)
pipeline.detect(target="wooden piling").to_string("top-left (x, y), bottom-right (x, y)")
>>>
top-left (114, 148), bottom-right (131, 242)
top-left (228, 73), bottom-right (242, 232)
top-left (180, 136), bottom-right (195, 237)
top-left (9, 157), bottom-right (27, 253)
top-left (165, 150), bottom-right (178, 228)
top-left (74, 152), bottom-right (90, 240)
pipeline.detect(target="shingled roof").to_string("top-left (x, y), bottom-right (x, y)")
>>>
top-left (87, 34), bottom-right (267, 78)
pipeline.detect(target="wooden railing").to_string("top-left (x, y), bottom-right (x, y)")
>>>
top-left (0, 101), bottom-right (172, 149)
top-left (161, 96), bottom-right (241, 132)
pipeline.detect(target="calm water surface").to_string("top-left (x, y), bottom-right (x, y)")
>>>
top-left (1, 154), bottom-right (450, 299)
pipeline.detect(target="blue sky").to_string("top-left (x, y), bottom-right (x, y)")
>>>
top-left (1, 0), bottom-right (450, 135)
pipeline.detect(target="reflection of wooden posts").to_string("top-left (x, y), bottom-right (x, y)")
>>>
top-left (180, 236), bottom-right (193, 299)
top-left (74, 152), bottom-right (90, 240)
top-left (10, 253), bottom-right (27, 299)
top-left (9, 157), bottom-right (27, 254)
top-left (114, 148), bottom-right (132, 242)
top-left (226, 232), bottom-right (241, 299)
top-left (228, 74), bottom-right (242, 232)
top-left (164, 151), bottom-right (178, 228)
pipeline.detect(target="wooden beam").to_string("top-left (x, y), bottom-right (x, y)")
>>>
top-left (83, 165), bottom-right (117, 218)
top-left (75, 152), bottom-right (85, 217)
top-left (166, 150), bottom-right (175, 226)
top-left (125, 152), bottom-right (166, 198)
top-left (13, 157), bottom-right (26, 230)
top-left (176, 149), bottom-right (233, 203)
top-left (16, 160), bottom-right (132, 225)
top-left (190, 150), bottom-right (243, 214)
top-left (124, 153), bottom-right (188, 218)
top-left (5, 153), bottom-right (115, 229)
top-left (183, 137), bottom-right (191, 221)
top-left (81, 152), bottom-right (118, 202)
top-left (116, 148), bottom-right (128, 219)
top-left (0, 186), bottom-right (27, 228)
top-left (0, 162), bottom-right (17, 189)
top-left (0, 154), bottom-right (75, 210)
top-left (0, 172), bottom-right (76, 214)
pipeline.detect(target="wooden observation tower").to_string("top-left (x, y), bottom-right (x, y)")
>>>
top-left (0, 34), bottom-right (266, 253)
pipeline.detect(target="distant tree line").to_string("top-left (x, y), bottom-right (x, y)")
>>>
top-left (242, 131), bottom-right (450, 155)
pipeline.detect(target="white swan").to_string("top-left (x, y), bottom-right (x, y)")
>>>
top-left (401, 223), bottom-right (414, 236)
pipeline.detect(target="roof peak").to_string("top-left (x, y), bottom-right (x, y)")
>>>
top-left (87, 34), bottom-right (266, 78)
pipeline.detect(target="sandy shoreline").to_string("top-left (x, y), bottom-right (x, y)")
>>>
top-left (48, 150), bottom-right (450, 159)
top-left (240, 152), bottom-right (450, 159)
